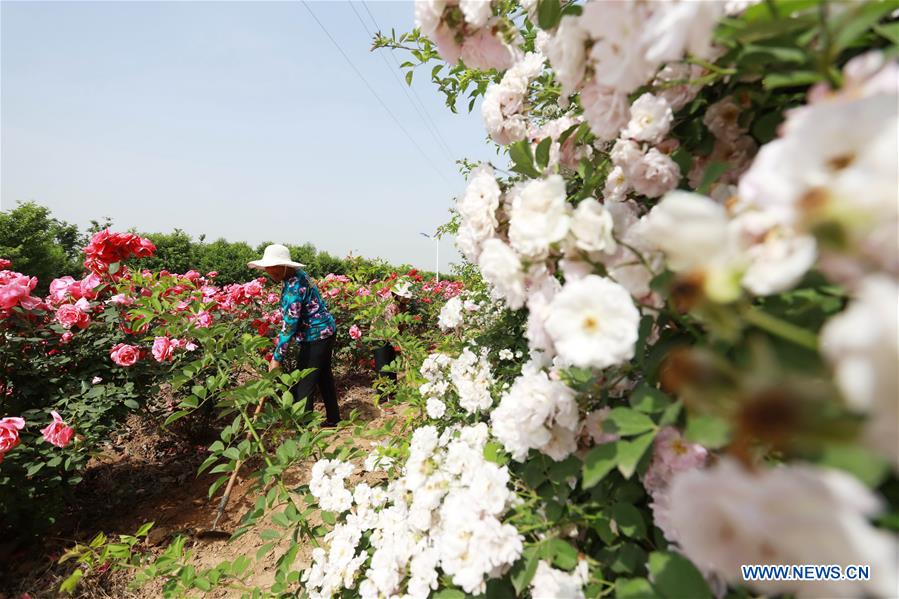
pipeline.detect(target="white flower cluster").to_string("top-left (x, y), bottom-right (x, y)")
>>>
top-left (419, 348), bottom-right (495, 415)
top-left (437, 292), bottom-right (481, 331)
top-left (530, 559), bottom-right (589, 599)
top-left (415, 0), bottom-right (521, 71)
top-left (482, 52), bottom-right (545, 145)
top-left (455, 166), bottom-right (643, 370)
top-left (308, 459), bottom-right (355, 513)
top-left (304, 424), bottom-right (524, 598)
top-left (302, 482), bottom-right (388, 598)
top-left (739, 52), bottom-right (898, 288)
top-left (665, 458), bottom-right (899, 598)
top-left (491, 366), bottom-right (579, 462)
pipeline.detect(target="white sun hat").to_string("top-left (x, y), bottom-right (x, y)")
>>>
top-left (247, 244), bottom-right (304, 269)
top-left (392, 280), bottom-right (414, 298)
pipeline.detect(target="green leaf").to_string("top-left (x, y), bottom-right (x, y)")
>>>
top-left (605, 408), bottom-right (656, 436)
top-left (535, 136), bottom-right (553, 171)
top-left (511, 545), bottom-right (541, 594)
top-left (615, 577), bottom-right (660, 599)
top-left (59, 568), bottom-right (84, 594)
top-left (405, 70), bottom-right (413, 86)
top-left (163, 410), bottom-right (190, 426)
top-left (433, 590), bottom-right (465, 599)
top-left (874, 21), bottom-right (899, 44)
top-left (629, 384), bottom-right (672, 414)
top-left (695, 161), bottom-right (729, 195)
top-left (617, 432), bottom-right (656, 479)
top-left (818, 444), bottom-right (890, 488)
top-left (648, 551), bottom-right (712, 599)
top-left (831, 1), bottom-right (899, 53)
top-left (123, 399), bottom-right (140, 410)
top-left (537, 0), bottom-right (562, 29)
top-left (583, 443), bottom-right (618, 489)
top-left (763, 70), bottom-right (824, 89)
top-left (684, 414), bottom-right (730, 449)
top-left (751, 111), bottom-right (784, 144)
top-left (611, 503), bottom-right (646, 539)
top-left (543, 538), bottom-right (579, 570)
top-left (509, 140), bottom-right (542, 178)
top-left (484, 440), bottom-right (509, 465)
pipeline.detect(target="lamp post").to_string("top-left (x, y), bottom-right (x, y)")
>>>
top-left (419, 232), bottom-right (439, 283)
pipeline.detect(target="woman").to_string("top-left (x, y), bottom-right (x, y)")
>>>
top-left (248, 244), bottom-right (340, 426)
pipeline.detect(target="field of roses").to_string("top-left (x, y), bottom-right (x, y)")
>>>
top-left (0, 227), bottom-right (460, 554)
top-left (5, 0), bottom-right (899, 598)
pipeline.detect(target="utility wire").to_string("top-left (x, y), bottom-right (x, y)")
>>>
top-left (347, 2), bottom-right (456, 164)
top-left (361, 1), bottom-right (458, 162)
top-left (301, 1), bottom-right (453, 186)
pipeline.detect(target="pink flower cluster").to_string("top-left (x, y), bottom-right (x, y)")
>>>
top-left (0, 269), bottom-right (43, 313)
top-left (0, 416), bottom-right (25, 463)
top-left (151, 336), bottom-right (196, 363)
top-left (0, 411), bottom-right (75, 463)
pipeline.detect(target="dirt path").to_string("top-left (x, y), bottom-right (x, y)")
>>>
top-left (6, 374), bottom-right (402, 598)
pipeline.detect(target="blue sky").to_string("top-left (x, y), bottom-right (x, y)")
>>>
top-left (1, 1), bottom-right (500, 272)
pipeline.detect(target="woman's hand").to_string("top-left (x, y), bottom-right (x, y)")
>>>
top-left (268, 359), bottom-right (280, 372)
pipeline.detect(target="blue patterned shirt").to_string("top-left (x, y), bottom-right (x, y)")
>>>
top-left (272, 269), bottom-right (335, 362)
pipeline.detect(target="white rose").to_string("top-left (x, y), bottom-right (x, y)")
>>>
top-left (821, 276), bottom-right (898, 466)
top-left (623, 93), bottom-right (673, 144)
top-left (569, 198), bottom-right (616, 254)
top-left (544, 275), bottom-right (640, 369)
top-left (643, 191), bottom-right (731, 273)
top-left (457, 164), bottom-right (501, 240)
top-left (629, 147), bottom-right (681, 198)
top-left (478, 238), bottom-right (526, 309)
top-left (509, 175), bottom-right (571, 259)
top-left (666, 458), bottom-right (899, 599)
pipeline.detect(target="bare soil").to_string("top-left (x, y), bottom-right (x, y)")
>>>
top-left (4, 372), bottom-right (401, 598)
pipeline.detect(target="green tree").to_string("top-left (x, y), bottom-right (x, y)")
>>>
top-left (0, 201), bottom-right (85, 289)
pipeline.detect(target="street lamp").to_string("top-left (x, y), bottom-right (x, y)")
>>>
top-left (419, 232), bottom-right (439, 283)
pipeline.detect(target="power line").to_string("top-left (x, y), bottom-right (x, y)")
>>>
top-left (361, 1), bottom-right (458, 162)
top-left (347, 2), bottom-right (456, 165)
top-left (301, 1), bottom-right (453, 186)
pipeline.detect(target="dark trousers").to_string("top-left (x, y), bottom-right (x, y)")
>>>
top-left (292, 335), bottom-right (340, 424)
top-left (374, 343), bottom-right (397, 381)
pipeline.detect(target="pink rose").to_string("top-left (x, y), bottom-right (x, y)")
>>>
top-left (376, 287), bottom-right (392, 299)
top-left (266, 293), bottom-right (279, 304)
top-left (0, 272), bottom-right (38, 310)
top-left (40, 411), bottom-right (74, 448)
top-left (49, 276), bottom-right (77, 303)
top-left (184, 341), bottom-right (198, 351)
top-left (110, 343), bottom-right (140, 367)
top-left (244, 280), bottom-right (263, 297)
top-left (356, 287), bottom-right (371, 297)
top-left (60, 331), bottom-right (74, 344)
top-left (152, 337), bottom-right (174, 362)
top-left (55, 304), bottom-right (90, 330)
top-left (0, 416), bottom-right (25, 462)
top-left (190, 310), bottom-right (213, 328)
top-left (206, 271), bottom-right (218, 279)
top-left (349, 325), bottom-right (362, 340)
top-left (0, 259), bottom-right (11, 270)
top-left (109, 293), bottom-right (133, 306)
